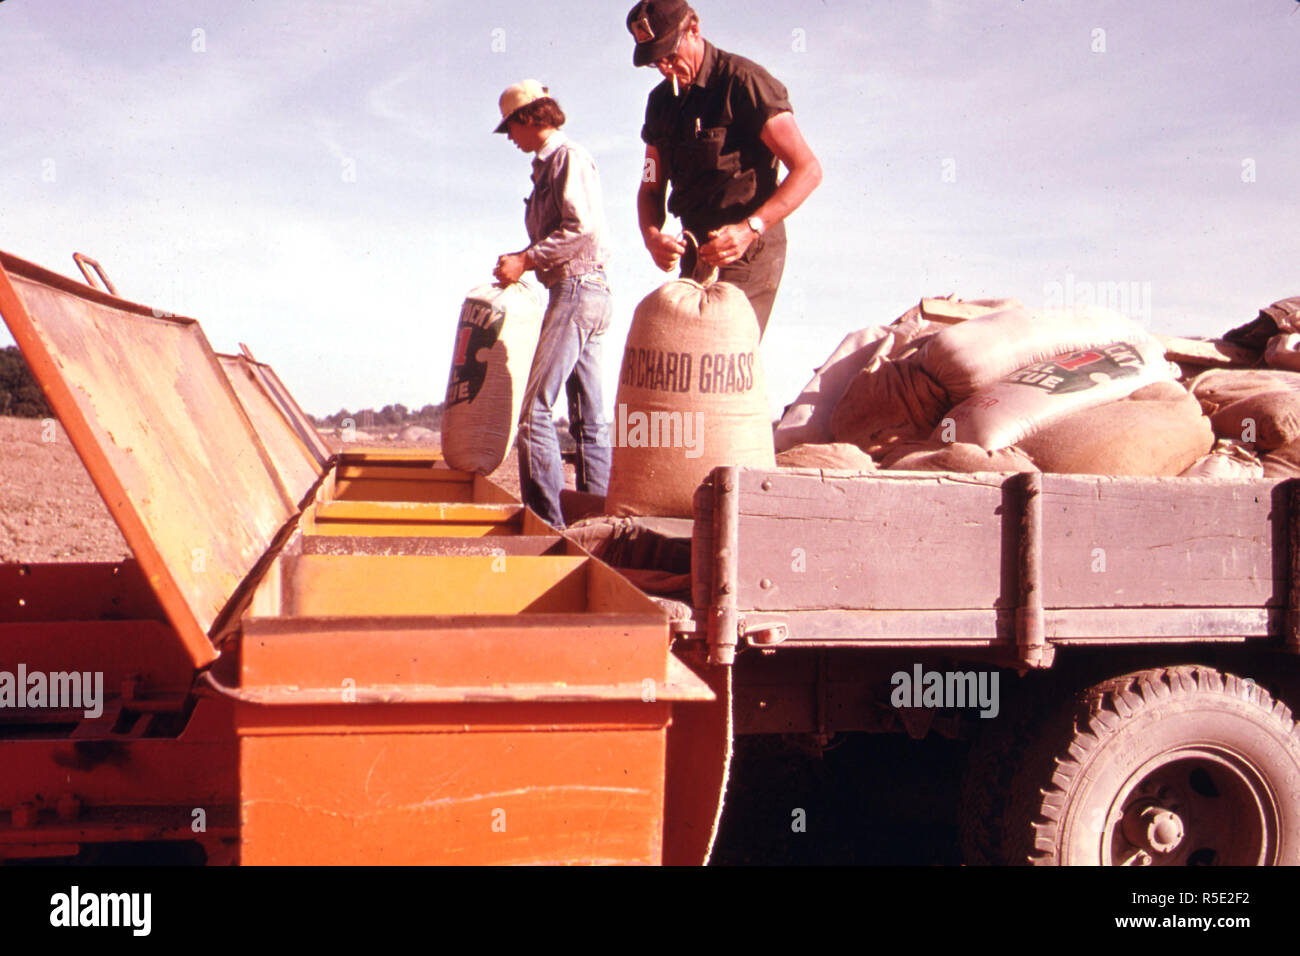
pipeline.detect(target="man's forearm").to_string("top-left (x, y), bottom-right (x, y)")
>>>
top-left (528, 223), bottom-right (589, 272)
top-left (638, 185), bottom-right (668, 241)
top-left (753, 157), bottom-right (823, 231)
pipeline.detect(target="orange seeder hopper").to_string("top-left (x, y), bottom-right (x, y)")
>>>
top-left (0, 250), bottom-right (724, 865)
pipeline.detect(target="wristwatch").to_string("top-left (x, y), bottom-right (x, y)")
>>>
top-left (746, 215), bottom-right (765, 236)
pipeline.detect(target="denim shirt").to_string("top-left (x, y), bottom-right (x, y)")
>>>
top-left (525, 132), bottom-right (610, 288)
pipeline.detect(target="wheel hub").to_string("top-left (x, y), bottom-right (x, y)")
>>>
top-left (1103, 750), bottom-right (1278, 866)
top-left (1121, 802), bottom-right (1185, 856)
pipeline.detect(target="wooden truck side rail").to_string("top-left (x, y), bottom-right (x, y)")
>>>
top-left (696, 465), bottom-right (1294, 668)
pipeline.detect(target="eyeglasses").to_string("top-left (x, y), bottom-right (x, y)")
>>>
top-left (651, 24), bottom-right (686, 69)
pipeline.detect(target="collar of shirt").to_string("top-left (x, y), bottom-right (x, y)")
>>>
top-left (536, 129), bottom-right (566, 161)
top-left (691, 39), bottom-right (719, 90)
top-left (531, 130), bottom-right (567, 172)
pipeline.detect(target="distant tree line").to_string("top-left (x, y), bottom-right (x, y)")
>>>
top-left (0, 346), bottom-right (52, 418)
top-left (1, 344), bottom-right (455, 434)
top-left (311, 403), bottom-right (445, 430)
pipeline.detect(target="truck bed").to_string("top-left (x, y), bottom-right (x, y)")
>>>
top-left (693, 466), bottom-right (1293, 667)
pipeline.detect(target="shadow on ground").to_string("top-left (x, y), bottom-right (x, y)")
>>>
top-left (711, 733), bottom-right (969, 866)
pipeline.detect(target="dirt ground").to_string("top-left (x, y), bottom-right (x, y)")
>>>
top-left (0, 416), bottom-right (131, 563)
top-left (0, 417), bottom-right (557, 563)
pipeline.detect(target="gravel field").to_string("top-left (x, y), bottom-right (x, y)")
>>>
top-left (0, 416), bottom-right (130, 563)
top-left (0, 416), bottom-right (532, 564)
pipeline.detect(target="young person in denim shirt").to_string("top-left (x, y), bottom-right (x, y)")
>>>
top-left (493, 80), bottom-right (613, 529)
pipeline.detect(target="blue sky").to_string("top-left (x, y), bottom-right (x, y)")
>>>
top-left (2, 0), bottom-right (1297, 418)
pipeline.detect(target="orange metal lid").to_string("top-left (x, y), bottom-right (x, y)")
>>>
top-left (231, 343), bottom-right (333, 469)
top-left (216, 352), bottom-right (325, 507)
top-left (0, 250), bottom-right (316, 666)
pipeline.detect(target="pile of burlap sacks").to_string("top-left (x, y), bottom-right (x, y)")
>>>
top-left (774, 295), bottom-right (1300, 480)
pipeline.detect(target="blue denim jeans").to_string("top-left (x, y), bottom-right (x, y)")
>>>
top-left (517, 269), bottom-right (612, 528)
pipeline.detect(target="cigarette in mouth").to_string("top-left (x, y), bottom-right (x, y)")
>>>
top-left (672, 75), bottom-right (679, 97)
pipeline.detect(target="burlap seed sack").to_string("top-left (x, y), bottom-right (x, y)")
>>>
top-left (1190, 368), bottom-right (1300, 416)
top-left (606, 278), bottom-right (773, 517)
top-left (1209, 390), bottom-right (1300, 450)
top-left (442, 281), bottom-right (544, 475)
top-left (939, 338), bottom-right (1177, 451)
top-left (1019, 392), bottom-right (1213, 476)
top-left (776, 442), bottom-right (878, 471)
top-left (1265, 334), bottom-right (1300, 372)
top-left (828, 355), bottom-right (949, 457)
top-left (880, 441), bottom-right (1038, 473)
top-left (1262, 441), bottom-right (1300, 478)
top-left (918, 305), bottom-right (1149, 402)
top-left (1127, 381), bottom-right (1191, 402)
top-left (1180, 440), bottom-right (1264, 479)
top-left (774, 306), bottom-right (944, 452)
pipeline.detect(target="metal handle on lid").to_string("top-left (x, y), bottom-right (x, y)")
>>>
top-left (72, 253), bottom-right (118, 296)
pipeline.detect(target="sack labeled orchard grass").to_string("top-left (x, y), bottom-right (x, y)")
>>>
top-left (606, 278), bottom-right (774, 517)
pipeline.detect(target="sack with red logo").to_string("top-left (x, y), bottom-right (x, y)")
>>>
top-left (938, 338), bottom-right (1178, 451)
top-left (918, 305), bottom-right (1149, 402)
top-left (441, 282), bottom-right (544, 474)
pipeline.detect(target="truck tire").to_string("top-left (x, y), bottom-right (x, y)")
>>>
top-left (1001, 665), bottom-right (1300, 865)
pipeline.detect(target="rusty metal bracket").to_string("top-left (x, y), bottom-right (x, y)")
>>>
top-left (708, 466), bottom-right (741, 666)
top-left (72, 253), bottom-right (117, 296)
top-left (1016, 471), bottom-right (1052, 669)
top-left (741, 615), bottom-right (789, 647)
top-left (669, 618), bottom-right (698, 637)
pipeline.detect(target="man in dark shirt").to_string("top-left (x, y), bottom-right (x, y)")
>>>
top-left (628, 0), bottom-right (822, 336)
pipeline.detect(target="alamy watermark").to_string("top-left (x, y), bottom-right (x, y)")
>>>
top-left (1044, 272), bottom-right (1152, 326)
top-left (50, 886), bottom-right (151, 936)
top-left (890, 663), bottom-right (999, 719)
top-left (0, 664), bottom-right (103, 718)
top-left (612, 403), bottom-right (703, 459)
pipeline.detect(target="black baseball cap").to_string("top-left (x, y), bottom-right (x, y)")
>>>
top-left (626, 0), bottom-right (691, 67)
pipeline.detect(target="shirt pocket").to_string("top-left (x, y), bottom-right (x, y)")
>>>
top-left (670, 126), bottom-right (757, 214)
top-left (672, 125), bottom-right (727, 174)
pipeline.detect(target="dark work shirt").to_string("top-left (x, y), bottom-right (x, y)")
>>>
top-left (641, 40), bottom-right (793, 236)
